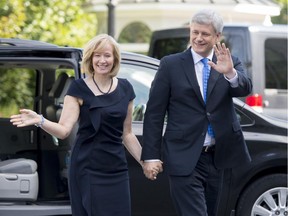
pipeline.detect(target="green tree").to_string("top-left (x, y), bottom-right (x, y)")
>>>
top-left (118, 22), bottom-right (151, 44)
top-left (0, 0), bottom-right (26, 38)
top-left (0, 0), bottom-right (97, 47)
top-left (0, 0), bottom-right (98, 117)
top-left (272, 0), bottom-right (288, 24)
top-left (0, 68), bottom-right (35, 117)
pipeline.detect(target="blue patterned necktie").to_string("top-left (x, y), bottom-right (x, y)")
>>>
top-left (201, 58), bottom-right (215, 138)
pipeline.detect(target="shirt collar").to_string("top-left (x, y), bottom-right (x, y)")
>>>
top-left (190, 48), bottom-right (214, 64)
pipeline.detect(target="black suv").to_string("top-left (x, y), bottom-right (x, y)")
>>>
top-left (0, 38), bottom-right (287, 216)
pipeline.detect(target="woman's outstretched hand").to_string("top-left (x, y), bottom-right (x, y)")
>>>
top-left (10, 109), bottom-right (41, 127)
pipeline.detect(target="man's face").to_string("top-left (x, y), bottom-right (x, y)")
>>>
top-left (190, 22), bottom-right (221, 57)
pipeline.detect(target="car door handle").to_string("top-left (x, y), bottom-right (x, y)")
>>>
top-left (30, 130), bottom-right (34, 144)
top-left (4, 174), bottom-right (18, 181)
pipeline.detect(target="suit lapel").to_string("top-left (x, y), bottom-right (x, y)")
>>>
top-left (180, 49), bottom-right (204, 105)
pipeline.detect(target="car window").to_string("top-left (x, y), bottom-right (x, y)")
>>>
top-left (0, 68), bottom-right (36, 118)
top-left (265, 38), bottom-right (287, 90)
top-left (235, 106), bottom-right (255, 127)
top-left (151, 34), bottom-right (247, 63)
top-left (152, 37), bottom-right (189, 59)
top-left (118, 62), bottom-right (155, 121)
top-left (221, 34), bottom-right (246, 68)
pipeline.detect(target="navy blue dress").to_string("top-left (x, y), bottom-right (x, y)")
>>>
top-left (66, 78), bottom-right (136, 216)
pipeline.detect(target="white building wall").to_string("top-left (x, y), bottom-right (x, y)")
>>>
top-left (82, 0), bottom-right (281, 52)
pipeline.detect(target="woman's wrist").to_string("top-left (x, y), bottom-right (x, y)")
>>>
top-left (35, 114), bottom-right (45, 128)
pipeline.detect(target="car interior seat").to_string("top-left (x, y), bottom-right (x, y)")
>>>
top-left (0, 158), bottom-right (38, 201)
top-left (133, 104), bottom-right (146, 121)
top-left (46, 73), bottom-right (69, 122)
top-left (55, 76), bottom-right (75, 121)
top-left (46, 73), bottom-right (77, 181)
top-left (46, 73), bottom-right (76, 146)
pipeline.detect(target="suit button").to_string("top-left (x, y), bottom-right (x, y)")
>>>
top-left (207, 112), bottom-right (211, 116)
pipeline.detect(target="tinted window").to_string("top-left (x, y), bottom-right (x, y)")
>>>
top-left (265, 38), bottom-right (287, 90)
top-left (151, 34), bottom-right (247, 63)
top-left (150, 30), bottom-right (248, 72)
top-left (152, 38), bottom-right (189, 59)
top-left (221, 34), bottom-right (246, 67)
top-left (235, 107), bottom-right (255, 127)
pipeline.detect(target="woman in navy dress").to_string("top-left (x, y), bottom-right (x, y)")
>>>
top-left (10, 34), bottom-right (149, 216)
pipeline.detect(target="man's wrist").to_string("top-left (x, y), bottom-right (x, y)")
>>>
top-left (224, 69), bottom-right (239, 88)
top-left (225, 69), bottom-right (237, 80)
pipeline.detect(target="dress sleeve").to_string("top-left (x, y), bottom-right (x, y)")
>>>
top-left (125, 79), bottom-right (136, 101)
top-left (66, 79), bottom-right (84, 99)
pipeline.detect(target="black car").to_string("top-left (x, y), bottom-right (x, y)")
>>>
top-left (0, 38), bottom-right (287, 216)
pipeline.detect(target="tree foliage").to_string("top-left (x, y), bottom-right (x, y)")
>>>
top-left (118, 22), bottom-right (151, 43)
top-left (0, 69), bottom-right (34, 107)
top-left (272, 0), bottom-right (288, 24)
top-left (0, 0), bottom-right (97, 47)
top-left (0, 0), bottom-right (98, 116)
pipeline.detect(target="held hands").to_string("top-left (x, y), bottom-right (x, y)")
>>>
top-left (208, 42), bottom-right (236, 79)
top-left (10, 109), bottom-right (41, 127)
top-left (143, 161), bottom-right (163, 181)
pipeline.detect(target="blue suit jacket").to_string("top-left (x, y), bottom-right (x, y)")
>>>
top-left (141, 48), bottom-right (253, 176)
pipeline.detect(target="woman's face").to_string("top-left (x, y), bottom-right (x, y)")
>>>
top-left (92, 43), bottom-right (114, 75)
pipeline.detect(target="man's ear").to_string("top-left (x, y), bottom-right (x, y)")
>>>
top-left (216, 32), bottom-right (222, 42)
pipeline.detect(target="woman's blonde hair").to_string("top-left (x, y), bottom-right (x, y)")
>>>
top-left (81, 34), bottom-right (121, 77)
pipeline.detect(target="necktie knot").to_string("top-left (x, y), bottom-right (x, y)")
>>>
top-left (201, 58), bottom-right (209, 65)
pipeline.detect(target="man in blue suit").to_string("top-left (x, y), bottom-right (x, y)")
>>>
top-left (141, 9), bottom-right (252, 216)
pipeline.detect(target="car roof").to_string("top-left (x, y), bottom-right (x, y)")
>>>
top-left (0, 38), bottom-right (160, 65)
top-left (0, 38), bottom-right (81, 51)
top-left (0, 38), bottom-right (160, 83)
top-left (151, 24), bottom-right (287, 36)
top-left (121, 51), bottom-right (159, 66)
top-left (0, 38), bottom-right (59, 47)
